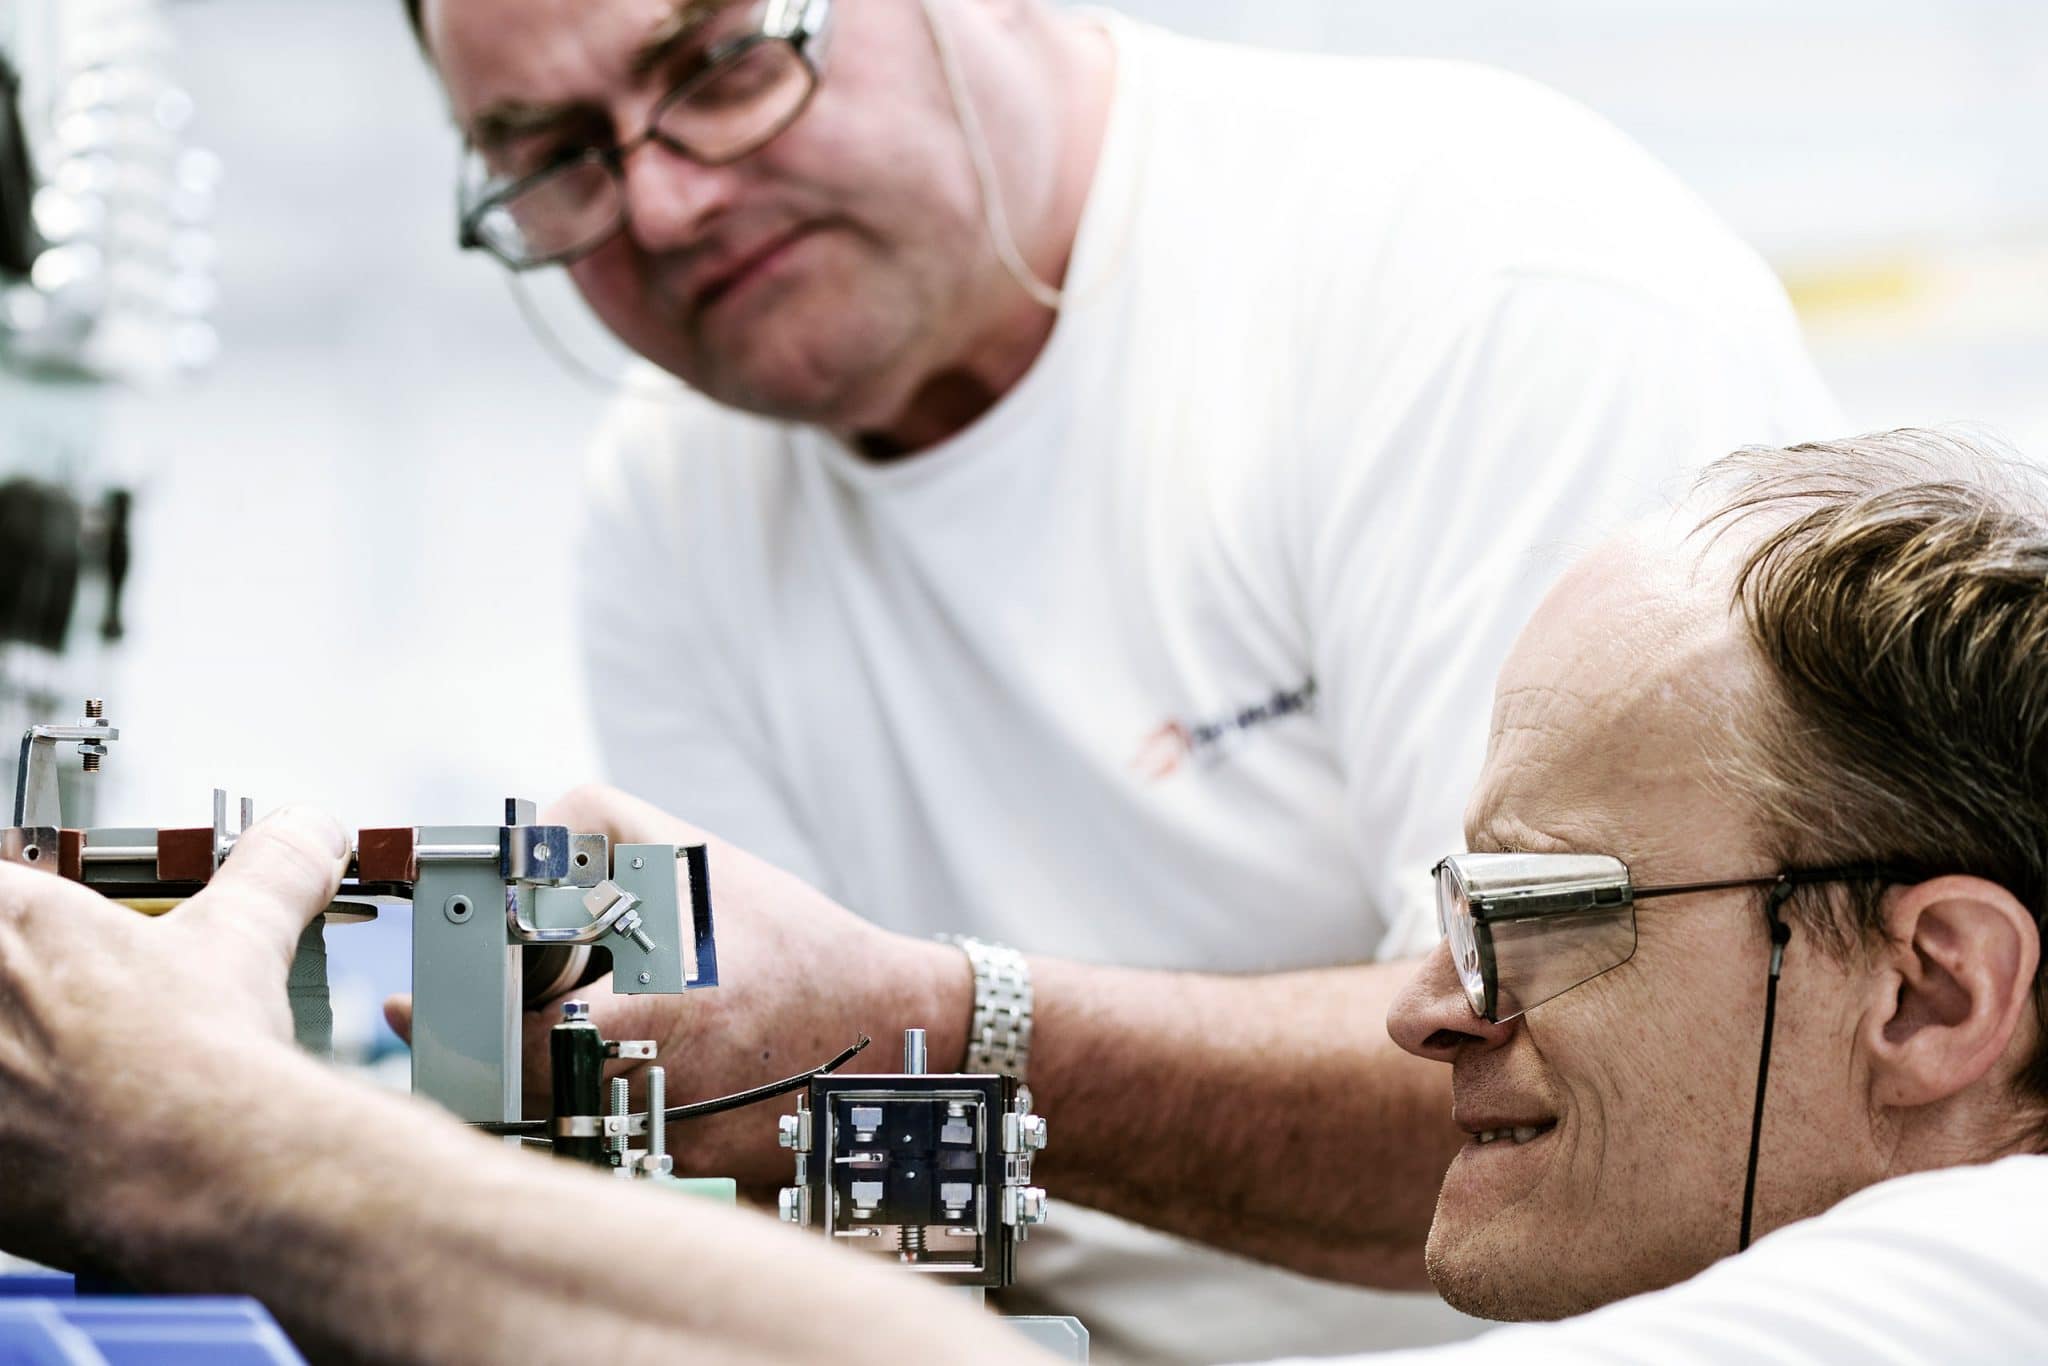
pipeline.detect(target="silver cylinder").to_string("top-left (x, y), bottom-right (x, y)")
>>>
top-left (609, 1076), bottom-right (630, 1160)
top-left (646, 1066), bottom-right (667, 1161)
top-left (903, 1027), bottom-right (927, 1075)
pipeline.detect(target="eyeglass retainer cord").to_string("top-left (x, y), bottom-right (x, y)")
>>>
top-left (1738, 880), bottom-right (1796, 1252)
top-left (918, 0), bottom-right (1067, 312)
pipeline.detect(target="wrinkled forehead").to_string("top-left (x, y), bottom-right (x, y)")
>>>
top-left (1466, 524), bottom-right (1761, 863)
top-left (425, 0), bottom-right (727, 117)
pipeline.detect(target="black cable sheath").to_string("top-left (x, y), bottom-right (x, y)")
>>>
top-left (473, 1034), bottom-right (872, 1139)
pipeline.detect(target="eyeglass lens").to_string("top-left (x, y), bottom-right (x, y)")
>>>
top-left (1436, 861), bottom-right (1490, 1018)
top-left (1434, 854), bottom-right (1641, 1023)
top-left (1482, 908), bottom-right (1638, 1021)
top-left (655, 38), bottom-right (813, 158)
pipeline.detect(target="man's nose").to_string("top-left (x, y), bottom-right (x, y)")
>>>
top-left (1387, 942), bottom-right (1519, 1063)
top-left (618, 139), bottom-right (738, 254)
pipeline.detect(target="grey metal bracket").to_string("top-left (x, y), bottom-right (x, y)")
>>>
top-left (409, 811), bottom-right (721, 1126)
top-left (12, 705), bottom-right (118, 829)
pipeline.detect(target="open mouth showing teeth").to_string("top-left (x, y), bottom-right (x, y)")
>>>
top-left (1472, 1122), bottom-right (1557, 1146)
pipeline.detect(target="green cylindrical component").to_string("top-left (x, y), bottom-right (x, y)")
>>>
top-left (550, 1002), bottom-right (609, 1167)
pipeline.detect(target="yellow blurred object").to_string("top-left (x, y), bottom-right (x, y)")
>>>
top-left (115, 899), bottom-right (186, 916)
top-left (1778, 236), bottom-right (2048, 348)
top-left (1782, 256), bottom-right (1923, 321)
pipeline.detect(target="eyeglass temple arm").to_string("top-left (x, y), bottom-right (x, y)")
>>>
top-left (1633, 864), bottom-right (1905, 902)
top-left (1629, 875), bottom-right (1787, 902)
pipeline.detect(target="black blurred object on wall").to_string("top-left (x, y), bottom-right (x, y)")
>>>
top-left (0, 53), bottom-right (35, 279)
top-left (0, 480), bottom-right (130, 652)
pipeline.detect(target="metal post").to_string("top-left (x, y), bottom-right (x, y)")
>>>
top-left (904, 1028), bottom-right (928, 1075)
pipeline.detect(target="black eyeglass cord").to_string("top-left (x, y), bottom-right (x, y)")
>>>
top-left (1739, 882), bottom-right (1796, 1251)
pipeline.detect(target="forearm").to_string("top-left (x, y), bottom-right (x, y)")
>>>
top-left (88, 1042), bottom-right (1045, 1366)
top-left (1023, 956), bottom-right (1459, 1288)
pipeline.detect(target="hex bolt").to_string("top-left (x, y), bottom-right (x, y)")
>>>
top-left (647, 1066), bottom-right (667, 1163)
top-left (613, 907), bottom-right (657, 955)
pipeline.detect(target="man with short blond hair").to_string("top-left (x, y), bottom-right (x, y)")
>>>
top-left (1377, 428), bottom-right (2048, 1345)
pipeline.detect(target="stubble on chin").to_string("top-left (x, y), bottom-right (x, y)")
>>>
top-left (1422, 1204), bottom-right (1610, 1324)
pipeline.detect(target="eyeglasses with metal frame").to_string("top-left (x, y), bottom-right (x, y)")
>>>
top-left (1430, 850), bottom-right (1903, 1251)
top-left (457, 0), bottom-right (834, 272)
top-left (1431, 851), bottom-right (1898, 1024)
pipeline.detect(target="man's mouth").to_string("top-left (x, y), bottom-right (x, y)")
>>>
top-left (692, 224), bottom-right (821, 315)
top-left (1469, 1121), bottom-right (1557, 1147)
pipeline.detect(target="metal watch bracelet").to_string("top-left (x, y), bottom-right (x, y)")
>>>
top-left (938, 935), bottom-right (1033, 1080)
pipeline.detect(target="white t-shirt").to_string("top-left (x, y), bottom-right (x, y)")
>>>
top-left (1254, 1155), bottom-right (2048, 1366)
top-left (576, 15), bottom-right (1842, 1363)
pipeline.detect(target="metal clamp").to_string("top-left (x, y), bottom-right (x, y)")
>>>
top-left (506, 879), bottom-right (644, 945)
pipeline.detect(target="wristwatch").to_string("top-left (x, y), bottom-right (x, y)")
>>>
top-left (939, 935), bottom-right (1033, 1080)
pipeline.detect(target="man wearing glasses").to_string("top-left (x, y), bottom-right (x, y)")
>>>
top-left (400, 0), bottom-right (1841, 1356)
top-left (0, 430), bottom-right (2042, 1364)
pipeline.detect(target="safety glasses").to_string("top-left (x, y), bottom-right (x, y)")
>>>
top-left (1431, 852), bottom-right (1894, 1023)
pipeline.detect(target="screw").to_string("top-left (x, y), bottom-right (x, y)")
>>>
top-left (609, 1077), bottom-right (631, 1162)
top-left (614, 908), bottom-right (657, 955)
top-left (81, 698), bottom-right (105, 773)
top-left (637, 971), bottom-right (652, 985)
top-left (631, 856), bottom-right (645, 870)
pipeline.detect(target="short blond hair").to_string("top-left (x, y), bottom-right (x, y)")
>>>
top-left (1698, 429), bottom-right (2048, 1139)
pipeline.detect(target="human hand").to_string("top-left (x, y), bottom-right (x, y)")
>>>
top-left (385, 784), bottom-right (969, 1184)
top-left (0, 808), bottom-right (348, 1268)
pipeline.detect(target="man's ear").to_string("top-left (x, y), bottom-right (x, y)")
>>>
top-left (1864, 875), bottom-right (2041, 1110)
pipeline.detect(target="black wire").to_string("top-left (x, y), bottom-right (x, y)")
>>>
top-left (472, 1035), bottom-right (872, 1139)
top-left (1739, 886), bottom-right (1795, 1251)
top-left (663, 1035), bottom-right (872, 1123)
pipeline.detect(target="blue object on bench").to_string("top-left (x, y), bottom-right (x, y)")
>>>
top-left (0, 1275), bottom-right (303, 1364)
